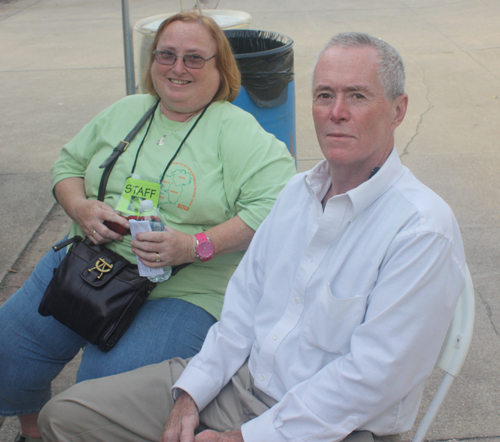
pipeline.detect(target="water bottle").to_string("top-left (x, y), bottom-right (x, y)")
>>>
top-left (138, 200), bottom-right (172, 283)
top-left (138, 200), bottom-right (164, 232)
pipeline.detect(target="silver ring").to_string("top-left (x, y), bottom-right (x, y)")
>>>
top-left (91, 230), bottom-right (97, 237)
top-left (155, 252), bottom-right (161, 263)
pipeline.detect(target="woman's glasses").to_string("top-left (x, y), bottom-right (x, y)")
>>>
top-left (153, 50), bottom-right (215, 69)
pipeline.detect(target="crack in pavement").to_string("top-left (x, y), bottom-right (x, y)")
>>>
top-left (0, 0), bottom-right (41, 23)
top-left (465, 49), bottom-right (500, 83)
top-left (402, 57), bottom-right (433, 156)
top-left (477, 288), bottom-right (500, 337)
top-left (402, 103), bottom-right (433, 156)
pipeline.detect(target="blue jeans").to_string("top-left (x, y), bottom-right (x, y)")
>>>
top-left (0, 239), bottom-right (217, 416)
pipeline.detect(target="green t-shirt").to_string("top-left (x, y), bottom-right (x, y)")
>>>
top-left (51, 94), bottom-right (296, 319)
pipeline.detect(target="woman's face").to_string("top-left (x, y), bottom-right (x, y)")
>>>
top-left (152, 20), bottom-right (221, 121)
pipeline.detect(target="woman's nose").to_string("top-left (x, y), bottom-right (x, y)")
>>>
top-left (171, 55), bottom-right (187, 74)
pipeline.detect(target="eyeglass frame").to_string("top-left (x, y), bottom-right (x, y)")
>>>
top-left (153, 50), bottom-right (216, 69)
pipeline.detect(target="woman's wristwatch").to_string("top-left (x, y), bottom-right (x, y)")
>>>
top-left (194, 232), bottom-right (214, 262)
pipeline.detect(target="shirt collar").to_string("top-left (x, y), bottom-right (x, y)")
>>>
top-left (304, 147), bottom-right (405, 217)
top-left (304, 159), bottom-right (332, 203)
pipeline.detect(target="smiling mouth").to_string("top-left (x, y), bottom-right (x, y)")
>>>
top-left (169, 79), bottom-right (192, 85)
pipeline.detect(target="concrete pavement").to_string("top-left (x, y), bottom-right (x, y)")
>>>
top-left (1, 0), bottom-right (499, 440)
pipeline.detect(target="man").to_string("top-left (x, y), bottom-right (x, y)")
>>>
top-left (39, 32), bottom-right (466, 442)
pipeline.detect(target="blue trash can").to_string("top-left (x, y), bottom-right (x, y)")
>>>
top-left (224, 30), bottom-right (296, 161)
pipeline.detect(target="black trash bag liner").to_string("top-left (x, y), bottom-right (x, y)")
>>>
top-left (224, 30), bottom-right (294, 107)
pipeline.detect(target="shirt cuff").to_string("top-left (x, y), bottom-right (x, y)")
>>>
top-left (172, 365), bottom-right (222, 412)
top-left (240, 410), bottom-right (285, 442)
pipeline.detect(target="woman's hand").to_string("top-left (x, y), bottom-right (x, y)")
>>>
top-left (71, 198), bottom-right (130, 245)
top-left (131, 226), bottom-right (197, 267)
top-left (131, 215), bottom-right (255, 267)
top-left (54, 177), bottom-right (129, 245)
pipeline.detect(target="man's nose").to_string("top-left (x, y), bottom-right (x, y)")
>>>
top-left (330, 97), bottom-right (349, 122)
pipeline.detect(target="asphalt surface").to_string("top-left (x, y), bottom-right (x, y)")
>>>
top-left (1, 0), bottom-right (500, 441)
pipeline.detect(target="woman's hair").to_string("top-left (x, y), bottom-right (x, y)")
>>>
top-left (144, 11), bottom-right (241, 102)
top-left (314, 32), bottom-right (405, 101)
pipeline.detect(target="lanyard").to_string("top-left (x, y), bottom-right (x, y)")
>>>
top-left (130, 102), bottom-right (210, 183)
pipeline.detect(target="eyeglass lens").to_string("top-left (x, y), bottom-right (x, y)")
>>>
top-left (154, 51), bottom-right (207, 69)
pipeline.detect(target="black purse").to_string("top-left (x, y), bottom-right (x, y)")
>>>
top-left (39, 99), bottom-right (174, 352)
top-left (38, 235), bottom-right (157, 352)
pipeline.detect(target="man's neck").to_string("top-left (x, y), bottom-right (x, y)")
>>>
top-left (327, 167), bottom-right (371, 197)
top-left (326, 144), bottom-right (393, 200)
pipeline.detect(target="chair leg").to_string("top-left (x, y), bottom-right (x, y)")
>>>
top-left (412, 374), bottom-right (456, 442)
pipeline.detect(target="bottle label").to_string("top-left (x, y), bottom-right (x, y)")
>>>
top-left (129, 220), bottom-right (166, 278)
top-left (115, 175), bottom-right (161, 216)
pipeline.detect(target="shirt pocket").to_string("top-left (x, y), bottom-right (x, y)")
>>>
top-left (303, 283), bottom-right (366, 355)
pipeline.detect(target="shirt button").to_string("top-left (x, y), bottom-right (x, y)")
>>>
top-left (273, 334), bottom-right (278, 340)
top-left (316, 211), bottom-right (321, 217)
top-left (260, 375), bottom-right (265, 381)
top-left (294, 297), bottom-right (300, 304)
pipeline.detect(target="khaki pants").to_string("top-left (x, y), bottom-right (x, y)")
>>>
top-left (38, 358), bottom-right (401, 442)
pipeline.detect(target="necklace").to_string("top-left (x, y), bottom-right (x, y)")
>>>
top-left (157, 111), bottom-right (197, 146)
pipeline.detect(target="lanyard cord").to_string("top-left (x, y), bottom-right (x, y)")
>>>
top-left (160, 103), bottom-right (210, 179)
top-left (130, 102), bottom-right (210, 182)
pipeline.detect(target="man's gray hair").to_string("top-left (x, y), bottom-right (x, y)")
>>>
top-left (315, 32), bottom-right (405, 101)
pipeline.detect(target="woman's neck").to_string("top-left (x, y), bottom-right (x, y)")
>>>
top-left (160, 102), bottom-right (203, 123)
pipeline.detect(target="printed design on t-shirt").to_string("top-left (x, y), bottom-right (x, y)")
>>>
top-left (159, 163), bottom-right (197, 212)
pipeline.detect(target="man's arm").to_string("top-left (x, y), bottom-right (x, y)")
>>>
top-left (170, 185), bottom-right (285, 412)
top-left (162, 221), bottom-right (271, 442)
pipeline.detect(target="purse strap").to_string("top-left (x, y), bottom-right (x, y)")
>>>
top-left (97, 99), bottom-right (161, 202)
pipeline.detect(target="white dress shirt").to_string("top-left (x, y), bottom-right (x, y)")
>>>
top-left (174, 147), bottom-right (467, 442)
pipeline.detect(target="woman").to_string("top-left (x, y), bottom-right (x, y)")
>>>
top-left (0, 11), bottom-right (296, 440)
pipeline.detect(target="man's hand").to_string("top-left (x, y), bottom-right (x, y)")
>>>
top-left (161, 392), bottom-right (200, 442)
top-left (195, 430), bottom-right (244, 442)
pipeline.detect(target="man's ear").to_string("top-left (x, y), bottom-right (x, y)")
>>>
top-left (391, 94), bottom-right (408, 130)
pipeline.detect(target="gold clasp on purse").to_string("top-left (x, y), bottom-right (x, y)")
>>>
top-left (88, 258), bottom-right (114, 279)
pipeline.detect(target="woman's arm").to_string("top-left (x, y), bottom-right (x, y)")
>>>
top-left (130, 216), bottom-right (254, 267)
top-left (54, 176), bottom-right (254, 257)
top-left (54, 177), bottom-right (129, 245)
top-left (205, 215), bottom-right (254, 255)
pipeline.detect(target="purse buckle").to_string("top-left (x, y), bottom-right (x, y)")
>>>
top-left (81, 249), bottom-right (127, 287)
top-left (88, 258), bottom-right (114, 279)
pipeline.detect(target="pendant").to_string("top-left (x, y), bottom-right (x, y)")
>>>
top-left (157, 137), bottom-right (165, 146)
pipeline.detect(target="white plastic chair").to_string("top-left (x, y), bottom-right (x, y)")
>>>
top-left (412, 266), bottom-right (475, 442)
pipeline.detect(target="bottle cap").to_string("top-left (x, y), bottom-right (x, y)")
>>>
top-left (140, 199), bottom-right (154, 212)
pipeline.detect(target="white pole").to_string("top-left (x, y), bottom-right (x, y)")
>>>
top-left (121, 0), bottom-right (135, 95)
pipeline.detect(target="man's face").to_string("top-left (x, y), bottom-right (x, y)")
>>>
top-left (312, 46), bottom-right (407, 173)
